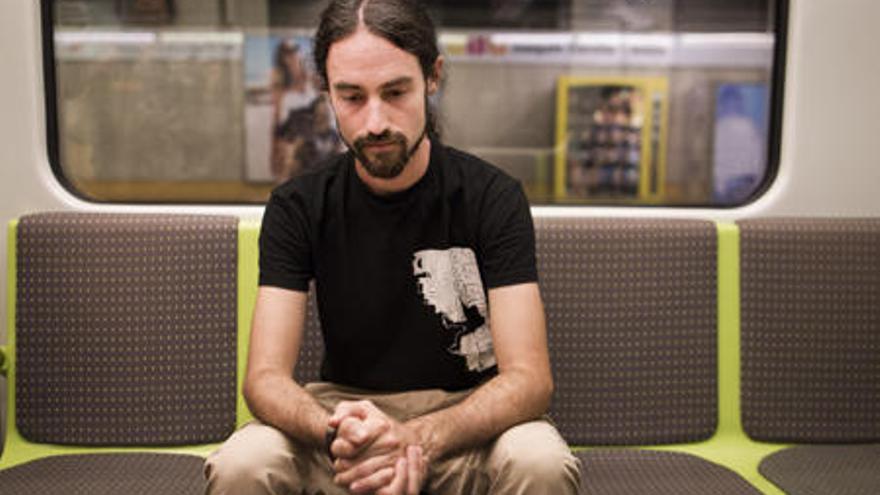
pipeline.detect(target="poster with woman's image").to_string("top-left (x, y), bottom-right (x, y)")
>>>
top-left (244, 34), bottom-right (342, 183)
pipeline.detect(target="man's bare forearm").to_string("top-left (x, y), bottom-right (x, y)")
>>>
top-left (244, 371), bottom-right (330, 448)
top-left (406, 368), bottom-right (553, 463)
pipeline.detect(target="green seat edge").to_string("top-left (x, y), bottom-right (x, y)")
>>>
top-left (236, 218), bottom-right (261, 428)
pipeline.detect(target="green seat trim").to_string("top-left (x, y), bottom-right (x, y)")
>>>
top-left (236, 219), bottom-right (260, 428)
top-left (0, 344), bottom-right (7, 377)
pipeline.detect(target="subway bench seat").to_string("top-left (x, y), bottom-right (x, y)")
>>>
top-left (534, 218), bottom-right (758, 494)
top-left (2, 212), bottom-right (878, 494)
top-left (738, 218), bottom-right (880, 495)
top-left (1, 213), bottom-right (239, 494)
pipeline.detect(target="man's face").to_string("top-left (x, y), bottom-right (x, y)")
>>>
top-left (326, 28), bottom-right (433, 179)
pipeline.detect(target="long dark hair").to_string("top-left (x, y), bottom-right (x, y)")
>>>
top-left (313, 0), bottom-right (442, 137)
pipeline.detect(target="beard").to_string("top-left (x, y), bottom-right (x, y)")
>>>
top-left (351, 129), bottom-right (414, 179)
top-left (340, 93), bottom-right (434, 180)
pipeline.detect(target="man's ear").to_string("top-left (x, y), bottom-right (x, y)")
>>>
top-left (428, 55), bottom-right (444, 95)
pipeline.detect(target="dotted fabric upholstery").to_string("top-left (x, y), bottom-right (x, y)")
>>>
top-left (535, 218), bottom-right (717, 445)
top-left (577, 449), bottom-right (761, 494)
top-left (739, 218), bottom-right (880, 442)
top-left (0, 453), bottom-right (206, 494)
top-left (293, 286), bottom-right (324, 384)
top-left (16, 213), bottom-right (238, 446)
top-left (759, 444), bottom-right (880, 495)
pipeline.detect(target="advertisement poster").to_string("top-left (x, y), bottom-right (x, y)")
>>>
top-left (712, 82), bottom-right (768, 204)
top-left (244, 34), bottom-right (342, 183)
top-left (555, 76), bottom-right (668, 203)
top-left (116, 0), bottom-right (175, 24)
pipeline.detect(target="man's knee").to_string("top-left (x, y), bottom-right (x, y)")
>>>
top-left (490, 421), bottom-right (581, 492)
top-left (203, 422), bottom-right (300, 494)
top-left (205, 448), bottom-right (271, 492)
top-left (494, 443), bottom-right (580, 487)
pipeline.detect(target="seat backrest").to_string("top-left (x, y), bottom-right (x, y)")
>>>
top-left (535, 218), bottom-right (718, 446)
top-left (15, 212), bottom-right (238, 446)
top-left (738, 218), bottom-right (880, 443)
top-left (293, 288), bottom-right (324, 384)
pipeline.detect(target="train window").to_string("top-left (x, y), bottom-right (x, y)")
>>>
top-left (45, 0), bottom-right (786, 205)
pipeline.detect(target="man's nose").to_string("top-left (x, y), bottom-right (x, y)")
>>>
top-left (365, 99), bottom-right (389, 136)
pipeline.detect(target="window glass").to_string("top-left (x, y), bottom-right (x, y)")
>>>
top-left (49, 0), bottom-right (784, 205)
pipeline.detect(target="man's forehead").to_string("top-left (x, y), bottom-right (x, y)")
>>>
top-left (326, 27), bottom-right (424, 89)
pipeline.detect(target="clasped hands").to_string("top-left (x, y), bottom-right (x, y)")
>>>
top-left (328, 400), bottom-right (427, 495)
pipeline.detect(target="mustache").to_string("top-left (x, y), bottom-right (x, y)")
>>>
top-left (355, 130), bottom-right (406, 147)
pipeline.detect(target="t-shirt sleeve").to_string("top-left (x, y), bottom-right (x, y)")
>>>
top-left (478, 179), bottom-right (538, 289)
top-left (258, 192), bottom-right (313, 292)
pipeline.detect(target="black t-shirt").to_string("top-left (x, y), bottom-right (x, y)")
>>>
top-left (259, 142), bottom-right (537, 392)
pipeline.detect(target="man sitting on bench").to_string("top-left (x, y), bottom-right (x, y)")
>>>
top-left (204, 1), bottom-right (580, 493)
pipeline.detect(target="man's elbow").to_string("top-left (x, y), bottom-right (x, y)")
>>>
top-left (242, 368), bottom-right (270, 412)
top-left (534, 371), bottom-right (554, 414)
top-left (514, 366), bottom-right (553, 415)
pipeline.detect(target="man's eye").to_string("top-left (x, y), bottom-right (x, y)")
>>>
top-left (342, 94), bottom-right (363, 103)
top-left (384, 89), bottom-right (405, 100)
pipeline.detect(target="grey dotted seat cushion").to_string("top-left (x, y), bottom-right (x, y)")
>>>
top-left (15, 213), bottom-right (238, 446)
top-left (535, 218), bottom-right (718, 445)
top-left (577, 449), bottom-right (761, 494)
top-left (738, 218), bottom-right (880, 442)
top-left (0, 453), bottom-right (206, 495)
top-left (759, 444), bottom-right (880, 495)
top-left (293, 287), bottom-right (324, 384)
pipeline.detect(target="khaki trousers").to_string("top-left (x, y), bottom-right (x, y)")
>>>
top-left (204, 383), bottom-right (581, 495)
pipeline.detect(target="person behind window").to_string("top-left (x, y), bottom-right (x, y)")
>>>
top-left (293, 95), bottom-right (344, 176)
top-left (204, 1), bottom-right (581, 494)
top-left (271, 39), bottom-right (319, 182)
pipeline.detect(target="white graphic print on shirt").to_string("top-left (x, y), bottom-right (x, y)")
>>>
top-left (412, 248), bottom-right (496, 372)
